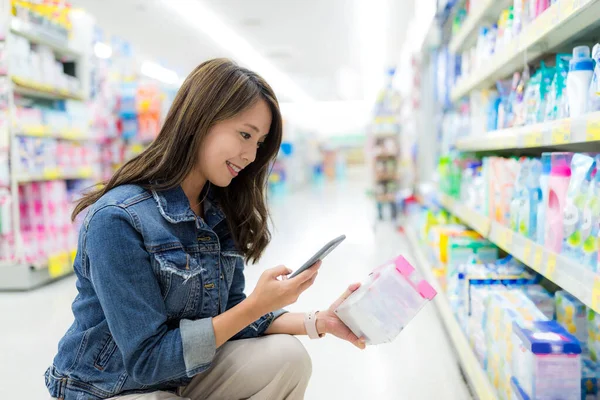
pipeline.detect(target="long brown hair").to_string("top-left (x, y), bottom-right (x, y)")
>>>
top-left (73, 58), bottom-right (283, 263)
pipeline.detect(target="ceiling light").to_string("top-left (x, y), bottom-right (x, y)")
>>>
top-left (141, 61), bottom-right (180, 85)
top-left (94, 42), bottom-right (112, 59)
top-left (163, 0), bottom-right (313, 103)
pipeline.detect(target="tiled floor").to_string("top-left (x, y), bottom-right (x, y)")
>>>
top-left (0, 173), bottom-right (471, 399)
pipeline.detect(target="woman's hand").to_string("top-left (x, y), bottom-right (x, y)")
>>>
top-left (316, 283), bottom-right (366, 350)
top-left (247, 261), bottom-right (321, 316)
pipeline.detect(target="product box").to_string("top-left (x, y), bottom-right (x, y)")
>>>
top-left (484, 291), bottom-right (549, 399)
top-left (428, 224), bottom-right (479, 264)
top-left (512, 320), bottom-right (582, 400)
top-left (582, 355), bottom-right (599, 399)
top-left (589, 309), bottom-right (600, 362)
top-left (335, 255), bottom-right (437, 345)
top-left (556, 290), bottom-right (588, 345)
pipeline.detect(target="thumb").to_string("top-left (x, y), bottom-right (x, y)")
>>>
top-left (267, 265), bottom-right (292, 278)
top-left (330, 283), bottom-right (361, 311)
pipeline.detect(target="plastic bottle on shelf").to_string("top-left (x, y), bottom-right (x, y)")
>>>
top-left (520, 158), bottom-right (542, 239)
top-left (581, 156), bottom-right (600, 270)
top-left (545, 153), bottom-right (573, 253)
top-left (567, 46), bottom-right (594, 118)
top-left (536, 153), bottom-right (552, 245)
top-left (562, 154), bottom-right (595, 260)
top-left (588, 43), bottom-right (600, 112)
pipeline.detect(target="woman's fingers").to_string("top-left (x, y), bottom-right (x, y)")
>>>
top-left (290, 261), bottom-right (322, 284)
top-left (329, 282), bottom-right (361, 311)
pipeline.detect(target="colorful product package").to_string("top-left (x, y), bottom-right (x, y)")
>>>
top-left (563, 154), bottom-right (596, 260)
top-left (556, 290), bottom-right (589, 344)
top-left (487, 157), bottom-right (520, 224)
top-left (545, 54), bottom-right (571, 121)
top-left (428, 225), bottom-right (479, 264)
top-left (510, 157), bottom-right (530, 232)
top-left (582, 355), bottom-right (599, 400)
top-left (588, 308), bottom-right (600, 362)
top-left (582, 156), bottom-right (600, 270)
top-left (519, 158), bottom-right (542, 239)
top-left (589, 43), bottom-right (600, 112)
top-left (546, 152), bottom-right (573, 252)
top-left (334, 255), bottom-right (437, 345)
top-left (484, 290), bottom-right (549, 399)
top-left (512, 320), bottom-right (582, 400)
top-left (537, 153), bottom-right (552, 245)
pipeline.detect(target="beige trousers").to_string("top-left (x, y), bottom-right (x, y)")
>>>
top-left (109, 334), bottom-right (312, 400)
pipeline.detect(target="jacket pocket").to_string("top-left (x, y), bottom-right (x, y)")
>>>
top-left (221, 251), bottom-right (243, 288)
top-left (152, 247), bottom-right (203, 319)
top-left (94, 333), bottom-right (118, 371)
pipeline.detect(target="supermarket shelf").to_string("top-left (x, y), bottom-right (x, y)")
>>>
top-left (373, 133), bottom-right (398, 140)
top-left (449, 0), bottom-right (512, 54)
top-left (16, 126), bottom-right (91, 141)
top-left (437, 193), bottom-right (491, 236)
top-left (437, 191), bottom-right (600, 314)
top-left (16, 166), bottom-right (96, 183)
top-left (376, 194), bottom-right (395, 202)
top-left (405, 227), bottom-right (498, 400)
top-left (451, 0), bottom-right (600, 102)
top-left (10, 18), bottom-right (81, 59)
top-left (375, 173), bottom-right (398, 182)
top-left (0, 249), bottom-right (76, 291)
top-left (456, 112), bottom-right (600, 151)
top-left (12, 76), bottom-right (84, 101)
top-left (375, 153), bottom-right (398, 159)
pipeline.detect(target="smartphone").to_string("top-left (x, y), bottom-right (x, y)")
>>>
top-left (288, 235), bottom-right (346, 279)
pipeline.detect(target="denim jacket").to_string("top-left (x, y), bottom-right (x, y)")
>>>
top-left (45, 184), bottom-right (285, 399)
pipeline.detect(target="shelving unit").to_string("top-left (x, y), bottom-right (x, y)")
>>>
top-left (436, 191), bottom-right (600, 314)
top-left (9, 18), bottom-right (80, 59)
top-left (12, 76), bottom-right (84, 101)
top-left (15, 126), bottom-right (90, 141)
top-left (451, 0), bottom-right (600, 102)
top-left (449, 0), bottom-right (512, 54)
top-left (0, 4), bottom-right (91, 290)
top-left (405, 226), bottom-right (498, 400)
top-left (372, 130), bottom-right (400, 220)
top-left (456, 112), bottom-right (600, 151)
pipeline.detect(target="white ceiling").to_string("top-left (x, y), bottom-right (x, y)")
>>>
top-left (69, 0), bottom-right (414, 102)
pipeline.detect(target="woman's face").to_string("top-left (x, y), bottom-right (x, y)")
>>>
top-left (198, 99), bottom-right (272, 187)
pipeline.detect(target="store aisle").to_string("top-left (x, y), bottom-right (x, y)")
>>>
top-left (0, 174), bottom-right (471, 399)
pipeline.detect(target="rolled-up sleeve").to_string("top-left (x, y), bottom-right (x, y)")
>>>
top-left (225, 256), bottom-right (287, 340)
top-left (86, 205), bottom-right (215, 386)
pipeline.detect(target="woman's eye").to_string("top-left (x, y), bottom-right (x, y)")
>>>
top-left (240, 132), bottom-right (251, 140)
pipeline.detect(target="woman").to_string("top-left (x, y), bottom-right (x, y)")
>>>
top-left (45, 58), bottom-right (364, 400)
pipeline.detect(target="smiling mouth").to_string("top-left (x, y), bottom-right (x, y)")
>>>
top-left (226, 161), bottom-right (242, 176)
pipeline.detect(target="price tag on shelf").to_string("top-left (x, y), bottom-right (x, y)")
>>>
top-left (69, 249), bottom-right (77, 265)
top-left (48, 251), bottom-right (69, 278)
top-left (522, 242), bottom-right (532, 264)
top-left (533, 246), bottom-right (544, 270)
top-left (586, 113), bottom-right (600, 141)
top-left (23, 125), bottom-right (47, 137)
top-left (43, 167), bottom-right (61, 180)
top-left (503, 135), bottom-right (519, 149)
top-left (63, 129), bottom-right (83, 140)
top-left (593, 275), bottom-right (600, 311)
top-left (474, 215), bottom-right (491, 236)
top-left (551, 121), bottom-right (572, 144)
top-left (544, 253), bottom-right (558, 280)
top-left (523, 131), bottom-right (543, 148)
top-left (498, 228), bottom-right (514, 251)
top-left (78, 166), bottom-right (93, 178)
